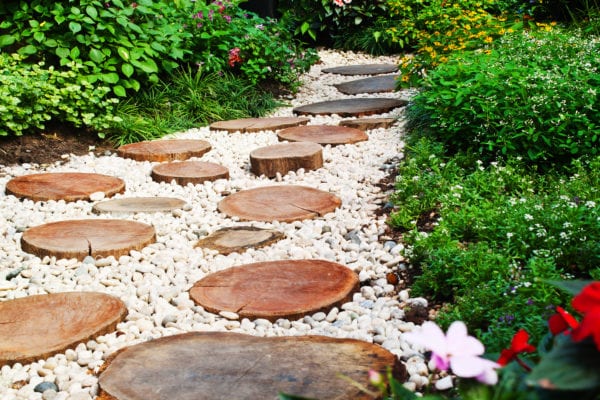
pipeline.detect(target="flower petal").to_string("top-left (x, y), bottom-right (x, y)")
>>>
top-left (572, 282), bottom-right (600, 314)
top-left (446, 321), bottom-right (484, 356)
top-left (451, 355), bottom-right (500, 381)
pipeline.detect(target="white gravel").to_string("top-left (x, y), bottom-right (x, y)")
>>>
top-left (0, 49), bottom-right (432, 400)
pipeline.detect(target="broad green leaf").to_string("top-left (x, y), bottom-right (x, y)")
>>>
top-left (69, 21), bottom-right (82, 34)
top-left (545, 280), bottom-right (594, 296)
top-left (33, 32), bottom-right (45, 43)
top-left (17, 45), bottom-right (37, 55)
top-left (89, 48), bottom-right (105, 63)
top-left (29, 20), bottom-right (39, 28)
top-left (44, 39), bottom-right (58, 48)
top-left (300, 21), bottom-right (310, 34)
top-left (0, 35), bottom-right (15, 48)
top-left (70, 7), bottom-right (81, 15)
top-left (354, 16), bottom-right (362, 25)
top-left (113, 85), bottom-right (126, 97)
top-left (102, 72), bottom-right (120, 84)
top-left (117, 47), bottom-right (130, 61)
top-left (56, 47), bottom-right (70, 59)
top-left (150, 42), bottom-right (167, 52)
top-left (121, 63), bottom-right (134, 77)
top-left (86, 6), bottom-right (98, 19)
top-left (112, 0), bottom-right (125, 8)
top-left (54, 15), bottom-right (66, 24)
top-left (133, 58), bottom-right (158, 74)
top-left (70, 46), bottom-right (80, 59)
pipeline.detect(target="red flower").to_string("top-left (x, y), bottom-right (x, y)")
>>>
top-left (228, 47), bottom-right (242, 67)
top-left (548, 306), bottom-right (579, 335)
top-left (571, 282), bottom-right (600, 351)
top-left (497, 329), bottom-right (536, 367)
top-left (572, 282), bottom-right (600, 313)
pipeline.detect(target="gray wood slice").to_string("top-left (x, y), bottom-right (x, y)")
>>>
top-left (98, 332), bottom-right (403, 400)
top-left (209, 117), bottom-right (309, 133)
top-left (293, 98), bottom-right (408, 117)
top-left (339, 117), bottom-right (396, 130)
top-left (151, 161), bottom-right (229, 186)
top-left (321, 63), bottom-right (398, 75)
top-left (195, 226), bottom-right (284, 255)
top-left (93, 197), bottom-right (187, 213)
top-left (117, 139), bottom-right (212, 162)
top-left (277, 125), bottom-right (368, 146)
top-left (334, 74), bottom-right (398, 95)
top-left (250, 142), bottom-right (323, 177)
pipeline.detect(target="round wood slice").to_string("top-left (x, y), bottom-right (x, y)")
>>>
top-left (293, 98), bottom-right (408, 117)
top-left (218, 185), bottom-right (341, 222)
top-left (195, 226), bottom-right (284, 255)
top-left (277, 125), bottom-right (368, 146)
top-left (0, 292), bottom-right (127, 366)
top-left (93, 197), bottom-right (187, 213)
top-left (98, 331), bottom-right (403, 400)
top-left (209, 117), bottom-right (309, 133)
top-left (151, 161), bottom-right (229, 186)
top-left (21, 219), bottom-right (156, 261)
top-left (334, 75), bottom-right (398, 95)
top-left (5, 172), bottom-right (125, 202)
top-left (340, 117), bottom-right (396, 130)
top-left (250, 142), bottom-right (323, 177)
top-left (116, 140), bottom-right (211, 162)
top-left (322, 63), bottom-right (399, 75)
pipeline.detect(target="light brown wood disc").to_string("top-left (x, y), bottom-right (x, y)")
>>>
top-left (0, 292), bottom-right (127, 366)
top-left (151, 161), bottom-right (229, 186)
top-left (250, 142), bottom-right (323, 177)
top-left (21, 219), bottom-right (156, 261)
top-left (116, 139), bottom-right (211, 162)
top-left (98, 332), bottom-right (403, 400)
top-left (209, 117), bottom-right (309, 133)
top-left (293, 98), bottom-right (408, 117)
top-left (278, 125), bottom-right (368, 146)
top-left (93, 197), bottom-right (187, 213)
top-left (322, 63), bottom-right (399, 75)
top-left (195, 226), bottom-right (284, 255)
top-left (5, 172), bottom-right (125, 202)
top-left (340, 117), bottom-right (396, 130)
top-left (189, 259), bottom-right (359, 321)
top-left (218, 185), bottom-right (341, 222)
top-left (334, 75), bottom-right (398, 94)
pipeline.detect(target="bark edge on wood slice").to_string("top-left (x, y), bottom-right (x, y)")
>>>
top-left (209, 117), bottom-right (310, 133)
top-left (93, 197), bottom-right (187, 214)
top-left (333, 75), bottom-right (398, 95)
top-left (339, 117), bottom-right (396, 131)
top-left (250, 142), bottom-right (323, 177)
top-left (277, 125), bottom-right (368, 146)
top-left (321, 63), bottom-right (399, 75)
top-left (195, 226), bottom-right (285, 255)
top-left (293, 98), bottom-right (408, 117)
top-left (151, 161), bottom-right (229, 186)
top-left (116, 139), bottom-right (212, 162)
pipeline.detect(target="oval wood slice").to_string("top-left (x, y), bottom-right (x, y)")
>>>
top-left (195, 226), bottom-right (284, 255)
top-left (278, 125), bottom-right (368, 146)
top-left (21, 219), bottom-right (156, 261)
top-left (93, 197), bottom-right (187, 214)
top-left (151, 161), bottom-right (229, 186)
top-left (250, 142), bottom-right (323, 177)
top-left (5, 172), bottom-right (125, 202)
top-left (334, 75), bottom-right (398, 95)
top-left (98, 332), bottom-right (403, 400)
top-left (218, 185), bottom-right (341, 222)
top-left (0, 292), bottom-right (127, 366)
top-left (293, 98), bottom-right (408, 117)
top-left (339, 117), bottom-right (396, 130)
top-left (189, 259), bottom-right (359, 321)
top-left (322, 63), bottom-right (399, 75)
top-left (117, 139), bottom-right (211, 162)
top-left (209, 117), bottom-right (309, 133)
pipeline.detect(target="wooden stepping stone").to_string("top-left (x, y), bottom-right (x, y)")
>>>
top-left (5, 172), bottom-right (125, 202)
top-left (195, 226), bottom-right (284, 255)
top-left (189, 259), bottom-right (359, 321)
top-left (340, 117), bottom-right (396, 130)
top-left (93, 197), bottom-right (187, 214)
top-left (249, 142), bottom-right (323, 177)
top-left (322, 63), bottom-right (399, 75)
top-left (209, 117), bottom-right (309, 133)
top-left (117, 139), bottom-right (211, 162)
top-left (99, 331), bottom-right (401, 400)
top-left (293, 98), bottom-right (408, 117)
top-left (151, 161), bottom-right (229, 186)
top-left (334, 74), bottom-right (398, 95)
top-left (278, 125), bottom-right (368, 146)
top-left (218, 185), bottom-right (341, 222)
top-left (21, 219), bottom-right (156, 261)
top-left (0, 292), bottom-right (127, 366)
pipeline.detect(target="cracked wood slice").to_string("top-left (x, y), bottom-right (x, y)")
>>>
top-left (93, 197), bottom-right (187, 213)
top-left (278, 125), bottom-right (368, 146)
top-left (21, 219), bottom-right (156, 261)
top-left (195, 226), bottom-right (284, 255)
top-left (321, 63), bottom-right (399, 75)
top-left (151, 161), bottom-right (229, 186)
top-left (339, 117), bottom-right (396, 130)
top-left (0, 292), bottom-right (127, 366)
top-left (189, 259), bottom-right (359, 321)
top-left (334, 74), bottom-right (398, 95)
top-left (293, 98), bottom-right (408, 117)
top-left (116, 139), bottom-right (211, 162)
top-left (209, 117), bottom-right (309, 133)
top-left (218, 185), bottom-right (341, 222)
top-left (98, 332), bottom-right (402, 400)
top-left (249, 142), bottom-right (323, 177)
top-left (5, 172), bottom-right (125, 202)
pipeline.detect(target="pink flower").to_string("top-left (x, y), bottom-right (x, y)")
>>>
top-left (404, 321), bottom-right (500, 385)
top-left (333, 0), bottom-right (344, 6)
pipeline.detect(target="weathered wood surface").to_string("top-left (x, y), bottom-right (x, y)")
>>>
top-left (293, 98), bottom-right (408, 117)
top-left (93, 197), bottom-right (187, 213)
top-left (321, 63), bottom-right (398, 75)
top-left (151, 161), bottom-right (229, 186)
top-left (0, 292), bottom-right (127, 366)
top-left (339, 117), bottom-right (396, 130)
top-left (209, 117), bottom-right (309, 133)
top-left (195, 226), bottom-right (284, 254)
top-left (98, 332), bottom-right (401, 400)
top-left (21, 219), bottom-right (156, 260)
top-left (277, 125), bottom-right (368, 146)
top-left (334, 74), bottom-right (398, 95)
top-left (5, 172), bottom-right (125, 202)
top-left (250, 142), bottom-right (323, 177)
top-left (218, 185), bottom-right (341, 222)
top-left (117, 139), bottom-right (211, 162)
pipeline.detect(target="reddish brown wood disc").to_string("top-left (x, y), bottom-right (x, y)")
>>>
top-left (340, 117), bottom-right (396, 130)
top-left (151, 161), bottom-right (229, 186)
top-left (293, 98), bottom-right (408, 117)
top-left (21, 219), bottom-right (156, 261)
top-left (278, 125), bottom-right (368, 146)
top-left (334, 75), bottom-right (398, 94)
top-left (189, 259), bottom-right (359, 321)
top-left (0, 292), bottom-right (127, 366)
top-left (117, 140), bottom-right (212, 162)
top-left (195, 226), bottom-right (284, 255)
top-left (322, 63), bottom-right (399, 75)
top-left (93, 197), bottom-right (187, 213)
top-left (250, 142), bottom-right (323, 177)
top-left (5, 172), bottom-right (125, 202)
top-left (209, 117), bottom-right (309, 133)
top-left (98, 332), bottom-right (403, 400)
top-left (218, 185), bottom-right (341, 222)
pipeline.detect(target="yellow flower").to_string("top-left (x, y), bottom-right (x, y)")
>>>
top-left (484, 36), bottom-right (493, 43)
